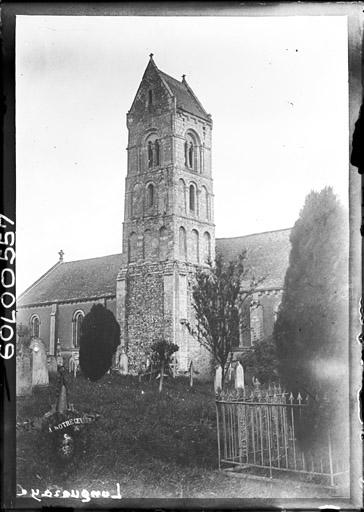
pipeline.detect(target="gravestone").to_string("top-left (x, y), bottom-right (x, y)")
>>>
top-left (228, 362), bottom-right (236, 385)
top-left (30, 338), bottom-right (49, 387)
top-left (47, 355), bottom-right (58, 374)
top-left (214, 365), bottom-right (222, 393)
top-left (16, 351), bottom-right (32, 396)
top-left (56, 339), bottom-right (64, 368)
top-left (235, 361), bottom-right (245, 389)
top-left (118, 347), bottom-right (128, 375)
top-left (114, 345), bottom-right (123, 369)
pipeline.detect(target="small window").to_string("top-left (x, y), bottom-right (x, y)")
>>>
top-left (188, 142), bottom-right (194, 168)
top-left (155, 140), bottom-right (160, 166)
top-left (148, 141), bottom-right (153, 168)
top-left (72, 310), bottom-right (84, 348)
top-left (189, 184), bottom-right (196, 212)
top-left (184, 131), bottom-right (200, 171)
top-left (250, 303), bottom-right (264, 344)
top-left (148, 89), bottom-right (153, 106)
top-left (146, 136), bottom-right (160, 169)
top-left (30, 315), bottom-right (40, 338)
top-left (147, 183), bottom-right (154, 207)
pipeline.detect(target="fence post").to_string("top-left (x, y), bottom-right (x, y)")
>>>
top-left (328, 427), bottom-right (335, 487)
top-left (216, 402), bottom-right (221, 470)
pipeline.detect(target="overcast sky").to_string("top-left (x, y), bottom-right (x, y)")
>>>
top-left (16, 15), bottom-right (349, 294)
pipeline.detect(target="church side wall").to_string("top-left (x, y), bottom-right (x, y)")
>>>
top-left (57, 298), bottom-right (110, 350)
top-left (17, 305), bottom-right (52, 351)
top-left (18, 297), bottom-right (117, 358)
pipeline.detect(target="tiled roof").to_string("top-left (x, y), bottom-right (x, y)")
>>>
top-left (18, 229), bottom-right (291, 307)
top-left (158, 70), bottom-right (210, 121)
top-left (18, 253), bottom-right (122, 307)
top-left (216, 228), bottom-right (292, 290)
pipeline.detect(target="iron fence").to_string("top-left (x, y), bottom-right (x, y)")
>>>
top-left (215, 385), bottom-right (348, 487)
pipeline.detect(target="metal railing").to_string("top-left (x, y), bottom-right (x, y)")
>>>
top-left (215, 386), bottom-right (347, 487)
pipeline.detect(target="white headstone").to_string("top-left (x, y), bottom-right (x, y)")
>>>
top-left (214, 365), bottom-right (222, 393)
top-left (235, 362), bottom-right (245, 389)
top-left (119, 350), bottom-right (128, 375)
top-left (30, 338), bottom-right (49, 387)
top-left (114, 345), bottom-right (123, 368)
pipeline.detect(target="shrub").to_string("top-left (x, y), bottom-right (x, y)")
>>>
top-left (150, 339), bottom-right (179, 392)
top-left (240, 336), bottom-right (279, 385)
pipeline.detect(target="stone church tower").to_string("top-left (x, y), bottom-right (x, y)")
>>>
top-left (116, 55), bottom-right (215, 375)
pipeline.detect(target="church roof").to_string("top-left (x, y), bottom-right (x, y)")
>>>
top-left (158, 70), bottom-right (211, 121)
top-left (216, 228), bottom-right (292, 290)
top-left (18, 253), bottom-right (122, 307)
top-left (18, 229), bottom-right (291, 307)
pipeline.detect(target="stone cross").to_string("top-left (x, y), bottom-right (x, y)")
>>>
top-left (56, 338), bottom-right (64, 368)
top-left (30, 338), bottom-right (49, 387)
top-left (235, 361), bottom-right (245, 390)
top-left (214, 365), bottom-right (222, 394)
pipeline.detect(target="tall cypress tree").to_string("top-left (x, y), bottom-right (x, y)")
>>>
top-left (79, 304), bottom-right (120, 381)
top-left (273, 187), bottom-right (348, 451)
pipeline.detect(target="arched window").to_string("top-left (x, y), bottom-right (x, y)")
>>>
top-left (250, 302), bottom-right (264, 344)
top-left (155, 140), bottom-right (160, 166)
top-left (189, 184), bottom-right (196, 212)
top-left (148, 89), bottom-right (153, 106)
top-left (191, 229), bottom-right (199, 263)
top-left (146, 183), bottom-right (154, 208)
top-left (129, 232), bottom-right (138, 262)
top-left (203, 231), bottom-right (211, 263)
top-left (145, 134), bottom-right (161, 169)
top-left (72, 310), bottom-right (84, 348)
top-left (30, 314), bottom-right (40, 338)
top-left (148, 141), bottom-right (153, 168)
top-left (159, 226), bottom-right (168, 260)
top-left (184, 131), bottom-right (200, 171)
top-left (179, 226), bottom-right (187, 260)
top-left (188, 142), bottom-right (194, 168)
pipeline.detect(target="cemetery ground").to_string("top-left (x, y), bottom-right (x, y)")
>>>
top-left (17, 373), bottom-right (335, 500)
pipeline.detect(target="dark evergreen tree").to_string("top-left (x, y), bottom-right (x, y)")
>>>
top-left (79, 304), bottom-right (120, 381)
top-left (188, 252), bottom-right (260, 385)
top-left (273, 187), bottom-right (348, 451)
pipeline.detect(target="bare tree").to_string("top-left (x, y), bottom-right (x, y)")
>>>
top-left (187, 252), bottom-right (262, 386)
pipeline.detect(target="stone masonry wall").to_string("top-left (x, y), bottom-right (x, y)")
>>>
top-left (126, 264), bottom-right (165, 373)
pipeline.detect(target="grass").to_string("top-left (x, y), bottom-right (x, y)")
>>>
top-left (16, 372), bottom-right (334, 500)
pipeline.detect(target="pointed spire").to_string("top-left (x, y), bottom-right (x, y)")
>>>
top-left (149, 53), bottom-right (154, 60)
top-left (58, 249), bottom-right (64, 262)
top-left (182, 74), bottom-right (186, 82)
